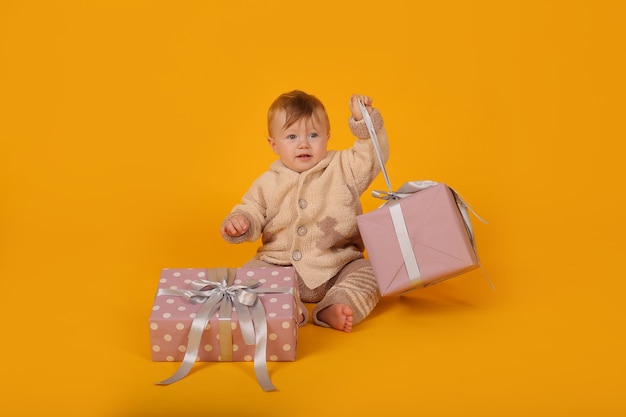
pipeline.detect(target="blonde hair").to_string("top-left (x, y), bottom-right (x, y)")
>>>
top-left (267, 90), bottom-right (330, 136)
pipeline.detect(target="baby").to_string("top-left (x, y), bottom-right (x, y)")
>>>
top-left (221, 90), bottom-right (389, 332)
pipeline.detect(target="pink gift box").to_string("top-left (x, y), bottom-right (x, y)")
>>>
top-left (357, 183), bottom-right (479, 296)
top-left (149, 267), bottom-right (302, 363)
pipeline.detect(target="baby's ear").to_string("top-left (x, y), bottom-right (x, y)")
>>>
top-left (267, 136), bottom-right (278, 154)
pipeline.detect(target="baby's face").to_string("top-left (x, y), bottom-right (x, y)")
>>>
top-left (267, 108), bottom-right (330, 173)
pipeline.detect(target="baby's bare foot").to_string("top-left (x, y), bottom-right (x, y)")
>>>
top-left (318, 304), bottom-right (354, 332)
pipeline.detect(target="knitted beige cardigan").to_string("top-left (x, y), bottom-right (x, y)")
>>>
top-left (222, 109), bottom-right (388, 290)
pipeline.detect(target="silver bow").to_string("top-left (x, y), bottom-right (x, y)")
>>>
top-left (155, 268), bottom-right (305, 391)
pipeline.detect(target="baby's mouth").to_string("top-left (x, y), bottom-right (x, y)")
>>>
top-left (297, 154), bottom-right (312, 159)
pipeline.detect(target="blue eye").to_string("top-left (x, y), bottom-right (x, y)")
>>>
top-left (287, 134), bottom-right (297, 140)
top-left (309, 133), bottom-right (319, 138)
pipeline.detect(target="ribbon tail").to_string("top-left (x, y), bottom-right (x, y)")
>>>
top-left (479, 260), bottom-right (496, 291)
top-left (156, 294), bottom-right (222, 385)
top-left (250, 302), bottom-right (276, 392)
top-left (234, 298), bottom-right (256, 345)
top-left (449, 189), bottom-right (495, 291)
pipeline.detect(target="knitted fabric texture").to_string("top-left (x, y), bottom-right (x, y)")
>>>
top-left (243, 258), bottom-right (380, 327)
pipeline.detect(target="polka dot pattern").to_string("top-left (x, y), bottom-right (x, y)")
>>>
top-left (149, 267), bottom-right (301, 363)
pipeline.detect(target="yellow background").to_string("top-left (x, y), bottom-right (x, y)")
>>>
top-left (1, 1), bottom-right (624, 416)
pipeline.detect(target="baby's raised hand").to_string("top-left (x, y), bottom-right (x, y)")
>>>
top-left (349, 94), bottom-right (373, 121)
top-left (221, 214), bottom-right (249, 237)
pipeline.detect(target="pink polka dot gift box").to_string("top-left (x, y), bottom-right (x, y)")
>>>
top-left (149, 267), bottom-right (306, 390)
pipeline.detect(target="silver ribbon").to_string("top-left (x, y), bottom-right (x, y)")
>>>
top-left (389, 203), bottom-right (422, 285)
top-left (155, 268), bottom-right (307, 391)
top-left (360, 101), bottom-right (494, 290)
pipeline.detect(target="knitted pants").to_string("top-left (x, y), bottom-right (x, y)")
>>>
top-left (242, 258), bottom-right (381, 327)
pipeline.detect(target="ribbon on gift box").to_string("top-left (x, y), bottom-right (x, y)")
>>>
top-left (155, 268), bottom-right (307, 391)
top-left (360, 101), bottom-right (494, 291)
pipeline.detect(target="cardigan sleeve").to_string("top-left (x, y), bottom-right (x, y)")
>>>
top-left (348, 108), bottom-right (384, 139)
top-left (343, 108), bottom-right (389, 193)
top-left (220, 210), bottom-right (260, 244)
top-left (220, 176), bottom-right (268, 244)
top-left (348, 108), bottom-right (389, 165)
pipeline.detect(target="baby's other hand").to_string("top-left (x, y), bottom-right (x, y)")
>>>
top-left (221, 214), bottom-right (249, 237)
top-left (349, 94), bottom-right (373, 121)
